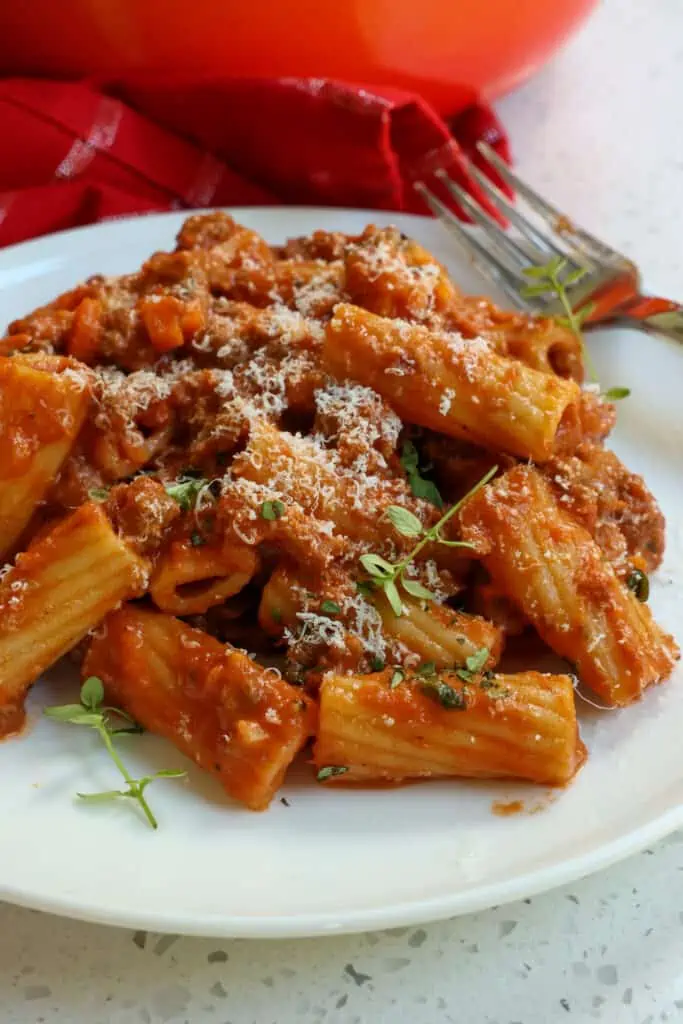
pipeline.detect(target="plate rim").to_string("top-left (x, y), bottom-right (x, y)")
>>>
top-left (2, 801), bottom-right (683, 938)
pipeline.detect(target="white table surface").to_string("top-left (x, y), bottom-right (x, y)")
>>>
top-left (3, 1), bottom-right (683, 1021)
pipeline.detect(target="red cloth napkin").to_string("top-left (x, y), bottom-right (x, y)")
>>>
top-left (0, 76), bottom-right (511, 248)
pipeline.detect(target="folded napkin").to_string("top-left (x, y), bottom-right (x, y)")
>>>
top-left (0, 76), bottom-right (511, 248)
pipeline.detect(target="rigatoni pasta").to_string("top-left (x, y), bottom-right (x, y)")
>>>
top-left (459, 465), bottom-right (678, 706)
top-left (314, 669), bottom-right (585, 786)
top-left (0, 210), bottom-right (676, 816)
top-left (0, 503), bottom-right (147, 736)
top-left (84, 605), bottom-right (315, 810)
top-left (0, 355), bottom-right (90, 557)
top-left (374, 593), bottom-right (503, 671)
top-left (324, 303), bottom-right (581, 461)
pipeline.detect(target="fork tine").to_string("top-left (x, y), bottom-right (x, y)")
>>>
top-left (465, 162), bottom-right (577, 266)
top-left (434, 168), bottom-right (538, 269)
top-left (477, 141), bottom-right (624, 265)
top-left (413, 182), bottom-right (534, 310)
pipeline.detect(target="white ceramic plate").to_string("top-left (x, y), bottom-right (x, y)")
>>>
top-left (0, 208), bottom-right (681, 939)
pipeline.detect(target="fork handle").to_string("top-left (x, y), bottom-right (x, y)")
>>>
top-left (615, 295), bottom-right (683, 344)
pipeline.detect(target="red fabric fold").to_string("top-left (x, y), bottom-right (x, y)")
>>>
top-left (0, 76), bottom-right (511, 249)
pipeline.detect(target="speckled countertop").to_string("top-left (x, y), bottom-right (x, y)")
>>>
top-left (3, 2), bottom-right (683, 1022)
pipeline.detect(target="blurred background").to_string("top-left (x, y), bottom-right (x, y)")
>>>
top-left (0, 0), bottom-right (597, 114)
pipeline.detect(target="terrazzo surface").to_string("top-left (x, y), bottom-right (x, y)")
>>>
top-left (2, 0), bottom-right (683, 1020)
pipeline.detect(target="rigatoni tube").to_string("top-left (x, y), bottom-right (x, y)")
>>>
top-left (0, 355), bottom-right (90, 557)
top-left (459, 465), bottom-right (679, 706)
top-left (324, 303), bottom-right (581, 462)
top-left (84, 605), bottom-right (316, 810)
top-left (0, 503), bottom-right (148, 736)
top-left (314, 669), bottom-right (584, 786)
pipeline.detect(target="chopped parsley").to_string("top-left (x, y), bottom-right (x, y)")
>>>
top-left (456, 646), bottom-right (490, 682)
top-left (190, 531), bottom-right (205, 547)
top-left (389, 668), bottom-right (405, 689)
top-left (370, 656), bottom-right (385, 672)
top-left (261, 499), bottom-right (285, 521)
top-left (320, 599), bottom-right (341, 616)
top-left (165, 476), bottom-right (208, 512)
top-left (420, 678), bottom-right (467, 710)
top-left (316, 765), bottom-right (349, 782)
top-left (88, 487), bottom-right (109, 502)
top-left (603, 386), bottom-right (631, 401)
top-left (415, 661), bottom-right (437, 679)
top-left (627, 568), bottom-right (649, 602)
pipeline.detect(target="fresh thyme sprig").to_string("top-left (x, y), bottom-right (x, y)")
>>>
top-left (44, 676), bottom-right (186, 829)
top-left (359, 466), bottom-right (497, 616)
top-left (521, 257), bottom-right (630, 400)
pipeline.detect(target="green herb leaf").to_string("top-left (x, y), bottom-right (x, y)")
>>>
top-left (602, 386), bottom-right (631, 401)
top-left (520, 282), bottom-right (552, 298)
top-left (88, 487), bottom-right (109, 503)
top-left (564, 266), bottom-right (590, 286)
top-left (547, 255), bottom-right (567, 276)
top-left (400, 441), bottom-right (444, 509)
top-left (400, 439), bottom-right (420, 474)
top-left (383, 579), bottom-right (404, 616)
top-left (261, 499), bottom-right (286, 521)
top-left (316, 765), bottom-right (349, 781)
top-left (44, 705), bottom-right (100, 726)
top-left (575, 301), bottom-right (596, 326)
top-left (401, 578), bottom-right (436, 601)
top-left (355, 580), bottom-right (376, 598)
top-left (165, 476), bottom-right (208, 512)
top-left (390, 668), bottom-right (405, 689)
top-left (320, 599), bottom-right (341, 615)
top-left (190, 531), bottom-right (205, 547)
top-left (415, 661), bottom-right (437, 679)
top-left (359, 553), bottom-right (395, 579)
top-left (627, 568), bottom-right (649, 602)
top-left (370, 656), bottom-right (386, 672)
top-left (77, 789), bottom-right (128, 803)
top-left (137, 769), bottom-right (187, 793)
top-left (385, 505), bottom-right (423, 538)
top-left (465, 646), bottom-right (490, 675)
top-left (80, 676), bottom-right (104, 710)
top-left (521, 264), bottom-right (551, 279)
top-left (421, 678), bottom-right (467, 710)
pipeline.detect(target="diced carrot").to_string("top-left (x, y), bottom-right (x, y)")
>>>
top-left (66, 297), bottom-right (102, 364)
top-left (139, 295), bottom-right (185, 352)
top-left (180, 300), bottom-right (206, 340)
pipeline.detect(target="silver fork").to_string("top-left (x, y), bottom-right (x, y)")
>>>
top-left (415, 142), bottom-right (683, 344)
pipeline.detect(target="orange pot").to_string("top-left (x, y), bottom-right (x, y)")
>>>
top-left (0, 0), bottom-right (596, 115)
